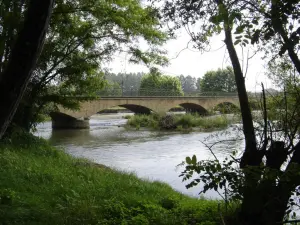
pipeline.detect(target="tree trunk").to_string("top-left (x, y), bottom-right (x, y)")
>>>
top-left (216, 1), bottom-right (269, 224)
top-left (0, 0), bottom-right (54, 139)
top-left (223, 23), bottom-right (264, 225)
top-left (215, 1), bottom-right (300, 224)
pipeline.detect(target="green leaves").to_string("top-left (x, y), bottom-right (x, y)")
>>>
top-left (185, 156), bottom-right (192, 164)
top-left (139, 71), bottom-right (184, 96)
top-left (8, 0), bottom-right (169, 128)
top-left (200, 67), bottom-right (237, 93)
top-left (234, 25), bottom-right (245, 34)
top-left (185, 155), bottom-right (197, 165)
top-left (180, 152), bottom-right (244, 200)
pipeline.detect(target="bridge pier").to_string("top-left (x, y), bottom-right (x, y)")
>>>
top-left (50, 112), bottom-right (90, 129)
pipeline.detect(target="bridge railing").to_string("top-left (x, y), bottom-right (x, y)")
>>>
top-left (96, 88), bottom-right (238, 97)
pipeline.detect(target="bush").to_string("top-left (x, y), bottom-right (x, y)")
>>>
top-left (123, 115), bottom-right (132, 119)
top-left (127, 114), bottom-right (160, 129)
top-left (175, 114), bottom-right (196, 128)
top-left (126, 113), bottom-right (230, 131)
top-left (159, 115), bottom-right (176, 129)
top-left (174, 114), bottom-right (229, 130)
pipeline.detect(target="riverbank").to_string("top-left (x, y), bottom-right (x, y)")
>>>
top-left (126, 113), bottom-right (238, 131)
top-left (0, 132), bottom-right (230, 225)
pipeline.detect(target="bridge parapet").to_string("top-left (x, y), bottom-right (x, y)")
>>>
top-left (96, 88), bottom-right (238, 97)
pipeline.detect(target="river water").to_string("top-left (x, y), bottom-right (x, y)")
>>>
top-left (35, 113), bottom-right (244, 199)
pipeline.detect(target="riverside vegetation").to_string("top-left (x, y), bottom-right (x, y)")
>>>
top-left (0, 131), bottom-right (233, 225)
top-left (126, 113), bottom-right (236, 131)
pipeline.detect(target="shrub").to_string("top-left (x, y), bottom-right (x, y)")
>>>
top-left (123, 115), bottom-right (132, 119)
top-left (127, 113), bottom-right (230, 131)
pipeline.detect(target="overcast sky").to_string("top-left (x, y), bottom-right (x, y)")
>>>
top-left (106, 29), bottom-right (274, 92)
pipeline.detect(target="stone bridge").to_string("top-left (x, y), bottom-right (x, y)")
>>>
top-left (50, 96), bottom-right (239, 129)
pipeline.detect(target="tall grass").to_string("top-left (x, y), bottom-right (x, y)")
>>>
top-left (0, 132), bottom-right (223, 225)
top-left (175, 114), bottom-right (229, 129)
top-left (126, 114), bottom-right (160, 130)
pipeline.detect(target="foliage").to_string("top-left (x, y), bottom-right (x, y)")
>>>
top-left (175, 114), bottom-right (230, 130)
top-left (179, 151), bottom-right (243, 201)
top-left (200, 67), bottom-right (237, 93)
top-left (0, 0), bottom-right (54, 139)
top-left (127, 114), bottom-right (160, 130)
top-left (152, 0), bottom-right (300, 223)
top-left (213, 103), bottom-right (239, 114)
top-left (104, 72), bottom-right (145, 95)
top-left (126, 113), bottom-right (231, 131)
top-left (179, 75), bottom-right (197, 93)
top-left (0, 133), bottom-right (222, 225)
top-left (159, 115), bottom-right (177, 129)
top-left (196, 78), bottom-right (202, 91)
top-left (243, 1), bottom-right (300, 68)
top-left (2, 0), bottom-right (169, 131)
top-left (103, 72), bottom-right (202, 96)
top-left (99, 80), bottom-right (122, 97)
top-left (264, 57), bottom-right (300, 141)
top-left (139, 70), bottom-right (184, 96)
top-left (179, 68), bottom-right (300, 224)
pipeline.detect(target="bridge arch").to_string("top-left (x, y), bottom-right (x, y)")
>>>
top-left (50, 112), bottom-right (90, 129)
top-left (97, 104), bottom-right (152, 114)
top-left (118, 104), bottom-right (152, 114)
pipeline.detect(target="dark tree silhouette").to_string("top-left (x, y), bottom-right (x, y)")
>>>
top-left (0, 0), bottom-right (54, 139)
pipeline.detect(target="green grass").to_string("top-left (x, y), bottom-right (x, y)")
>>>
top-left (126, 113), bottom-right (231, 131)
top-left (175, 114), bottom-right (229, 129)
top-left (0, 132), bottom-right (223, 225)
top-left (126, 114), bottom-right (160, 130)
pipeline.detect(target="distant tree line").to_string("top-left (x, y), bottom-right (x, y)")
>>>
top-left (103, 67), bottom-right (237, 96)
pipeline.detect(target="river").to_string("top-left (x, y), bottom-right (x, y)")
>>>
top-left (35, 113), bottom-right (244, 199)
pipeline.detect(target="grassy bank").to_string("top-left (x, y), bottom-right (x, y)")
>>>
top-left (0, 132), bottom-right (226, 225)
top-left (126, 113), bottom-right (235, 131)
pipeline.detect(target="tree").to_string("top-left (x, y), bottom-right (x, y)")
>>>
top-left (196, 77), bottom-right (201, 91)
top-left (200, 67), bottom-right (237, 93)
top-left (266, 56), bottom-right (300, 128)
top-left (154, 0), bottom-right (300, 224)
top-left (104, 72), bottom-right (145, 96)
top-left (244, 1), bottom-right (300, 74)
top-left (179, 74), bottom-right (197, 93)
top-left (6, 0), bottom-right (168, 131)
top-left (139, 70), bottom-right (183, 96)
top-left (98, 81), bottom-right (122, 97)
top-left (0, 0), bottom-right (54, 139)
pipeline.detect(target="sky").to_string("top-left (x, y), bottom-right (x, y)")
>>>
top-left (106, 29), bottom-right (274, 92)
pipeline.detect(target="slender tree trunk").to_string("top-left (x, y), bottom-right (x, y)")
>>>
top-left (223, 23), bottom-right (263, 225)
top-left (0, 0), bottom-right (54, 139)
top-left (217, 1), bottom-right (259, 164)
top-left (216, 1), bottom-right (268, 224)
top-left (214, 1), bottom-right (300, 224)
